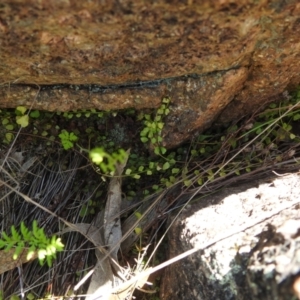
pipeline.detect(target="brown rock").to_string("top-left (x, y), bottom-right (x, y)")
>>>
top-left (0, 1), bottom-right (299, 148)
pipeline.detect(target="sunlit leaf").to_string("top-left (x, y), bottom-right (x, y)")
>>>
top-left (135, 212), bottom-right (142, 219)
top-left (134, 227), bottom-right (142, 235)
top-left (141, 137), bottom-right (148, 143)
top-left (163, 162), bottom-right (170, 170)
top-left (160, 147), bottom-right (167, 154)
top-left (2, 118), bottom-right (9, 125)
top-left (89, 148), bottom-right (105, 164)
top-left (125, 168), bottom-right (132, 175)
top-left (184, 180), bottom-right (192, 187)
top-left (172, 168), bottom-right (180, 174)
top-left (5, 133), bottom-right (14, 142)
top-left (16, 106), bottom-right (27, 115)
top-left (16, 115), bottom-right (29, 127)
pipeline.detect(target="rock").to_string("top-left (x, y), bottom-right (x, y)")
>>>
top-left (160, 174), bottom-right (300, 300)
top-left (0, 1), bottom-right (299, 148)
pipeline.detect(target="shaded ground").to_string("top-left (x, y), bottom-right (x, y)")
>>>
top-left (1, 89), bottom-right (300, 298)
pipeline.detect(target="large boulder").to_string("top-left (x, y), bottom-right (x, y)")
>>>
top-left (0, 0), bottom-right (299, 147)
top-left (160, 174), bottom-right (300, 300)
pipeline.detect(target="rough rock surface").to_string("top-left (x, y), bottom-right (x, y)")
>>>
top-left (160, 174), bottom-right (300, 300)
top-left (0, 1), bottom-right (300, 147)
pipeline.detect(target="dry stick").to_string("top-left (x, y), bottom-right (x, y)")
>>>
top-left (139, 101), bottom-right (300, 284)
top-left (73, 188), bottom-right (170, 292)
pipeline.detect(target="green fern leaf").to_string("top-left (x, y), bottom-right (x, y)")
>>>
top-left (32, 220), bottom-right (38, 235)
top-left (13, 242), bottom-right (25, 260)
top-left (11, 225), bottom-right (21, 241)
top-left (1, 231), bottom-right (11, 242)
top-left (27, 245), bottom-right (36, 260)
top-left (21, 222), bottom-right (31, 241)
top-left (46, 255), bottom-right (52, 267)
top-left (0, 239), bottom-right (7, 248)
top-left (5, 242), bottom-right (15, 251)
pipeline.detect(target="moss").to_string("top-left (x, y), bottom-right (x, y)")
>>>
top-left (109, 123), bottom-right (127, 145)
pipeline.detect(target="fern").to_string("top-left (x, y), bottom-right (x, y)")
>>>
top-left (58, 129), bottom-right (78, 150)
top-left (0, 221), bottom-right (64, 266)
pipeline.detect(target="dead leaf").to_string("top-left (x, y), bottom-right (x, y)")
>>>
top-left (87, 150), bottom-right (130, 299)
top-left (103, 152), bottom-right (129, 262)
top-left (0, 248), bottom-right (37, 275)
top-left (59, 223), bottom-right (117, 300)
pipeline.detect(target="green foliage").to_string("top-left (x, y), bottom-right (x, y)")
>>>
top-left (1, 90), bottom-right (300, 195)
top-left (15, 106), bottom-right (29, 128)
top-left (15, 106), bottom-right (27, 115)
top-left (2, 90), bottom-right (300, 224)
top-left (79, 199), bottom-right (101, 217)
top-left (0, 221), bottom-right (64, 267)
top-left (134, 212), bottom-right (143, 235)
top-left (140, 97), bottom-right (170, 155)
top-left (26, 293), bottom-right (35, 300)
top-left (1, 89), bottom-right (300, 297)
top-left (183, 89), bottom-right (300, 186)
top-left (60, 108), bottom-right (105, 119)
top-left (30, 110), bottom-right (40, 119)
top-left (58, 129), bottom-right (79, 150)
top-left (89, 147), bottom-right (127, 174)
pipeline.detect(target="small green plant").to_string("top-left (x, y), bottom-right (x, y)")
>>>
top-left (15, 106), bottom-right (30, 128)
top-left (59, 129), bottom-right (79, 150)
top-left (0, 220), bottom-right (64, 267)
top-left (140, 97), bottom-right (170, 155)
top-left (79, 199), bottom-right (100, 217)
top-left (89, 147), bottom-right (128, 174)
top-left (58, 108), bottom-right (105, 119)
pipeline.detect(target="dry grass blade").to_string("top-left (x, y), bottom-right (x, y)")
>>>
top-left (0, 150), bottom-right (102, 297)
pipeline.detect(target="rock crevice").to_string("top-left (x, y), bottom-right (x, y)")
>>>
top-left (0, 0), bottom-right (299, 148)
